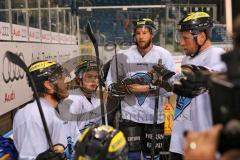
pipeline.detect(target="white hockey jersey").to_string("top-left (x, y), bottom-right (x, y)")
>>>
top-left (13, 98), bottom-right (80, 160)
top-left (68, 89), bottom-right (102, 132)
top-left (169, 46), bottom-right (227, 154)
top-left (106, 45), bottom-right (175, 124)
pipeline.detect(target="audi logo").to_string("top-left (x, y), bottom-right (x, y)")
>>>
top-left (2, 52), bottom-right (25, 83)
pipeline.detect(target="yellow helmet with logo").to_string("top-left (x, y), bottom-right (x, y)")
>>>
top-left (28, 60), bottom-right (65, 92)
top-left (74, 125), bottom-right (128, 160)
top-left (178, 12), bottom-right (213, 35)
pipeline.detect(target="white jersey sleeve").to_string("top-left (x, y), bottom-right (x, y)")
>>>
top-left (13, 98), bottom-right (81, 160)
top-left (13, 111), bottom-right (49, 160)
top-left (13, 100), bottom-right (53, 160)
top-left (170, 46), bottom-right (227, 154)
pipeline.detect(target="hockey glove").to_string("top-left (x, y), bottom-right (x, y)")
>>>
top-left (122, 76), bottom-right (149, 85)
top-left (108, 81), bottom-right (132, 97)
top-left (36, 144), bottom-right (66, 160)
top-left (150, 64), bottom-right (176, 91)
top-left (109, 74), bottom-right (152, 97)
top-left (173, 64), bottom-right (210, 98)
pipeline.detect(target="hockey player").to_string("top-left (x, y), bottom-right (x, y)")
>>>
top-left (183, 15), bottom-right (240, 160)
top-left (74, 124), bottom-right (128, 160)
top-left (13, 60), bottom-right (80, 160)
top-left (106, 18), bottom-right (175, 159)
top-left (151, 12), bottom-right (227, 160)
top-left (68, 59), bottom-right (102, 132)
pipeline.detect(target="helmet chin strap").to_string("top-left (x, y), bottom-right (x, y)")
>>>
top-left (190, 34), bottom-right (208, 58)
top-left (44, 91), bottom-right (62, 102)
top-left (44, 84), bottom-right (66, 103)
top-left (79, 78), bottom-right (98, 98)
top-left (190, 44), bottom-right (202, 58)
top-left (52, 92), bottom-right (62, 102)
top-left (80, 86), bottom-right (97, 98)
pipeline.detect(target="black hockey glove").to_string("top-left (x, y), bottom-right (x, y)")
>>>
top-left (108, 81), bottom-right (132, 97)
top-left (150, 64), bottom-right (176, 91)
top-left (173, 64), bottom-right (210, 98)
top-left (36, 144), bottom-right (66, 160)
top-left (108, 76), bottom-right (150, 97)
top-left (122, 77), bottom-right (149, 85)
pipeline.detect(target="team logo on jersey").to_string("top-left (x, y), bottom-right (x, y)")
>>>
top-left (174, 96), bottom-right (192, 120)
top-left (131, 73), bottom-right (151, 106)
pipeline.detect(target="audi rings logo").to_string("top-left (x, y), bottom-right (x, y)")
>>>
top-left (2, 52), bottom-right (25, 83)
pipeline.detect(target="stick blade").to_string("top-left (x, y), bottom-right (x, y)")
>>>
top-left (5, 51), bottom-right (28, 72)
top-left (85, 21), bottom-right (97, 45)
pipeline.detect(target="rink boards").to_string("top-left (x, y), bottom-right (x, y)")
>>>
top-left (0, 42), bottom-right (79, 116)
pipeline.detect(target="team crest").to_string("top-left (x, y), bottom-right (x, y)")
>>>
top-left (131, 73), bottom-right (152, 106)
